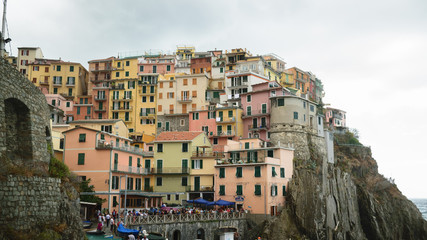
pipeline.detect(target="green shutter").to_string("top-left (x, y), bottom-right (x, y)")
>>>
top-left (129, 156), bottom-right (132, 166)
top-left (280, 168), bottom-right (285, 178)
top-left (255, 185), bottom-right (261, 196)
top-left (271, 185), bottom-right (274, 196)
top-left (255, 166), bottom-right (261, 177)
top-left (191, 160), bottom-right (195, 169)
top-left (237, 185), bottom-right (242, 195)
top-left (78, 153), bottom-right (85, 165)
top-left (272, 167), bottom-right (277, 177)
top-left (236, 167), bottom-right (242, 178)
top-left (219, 168), bottom-right (225, 178)
top-left (200, 160), bottom-right (203, 169)
top-left (275, 186), bottom-right (278, 196)
top-left (283, 186), bottom-right (286, 196)
top-left (79, 133), bottom-right (86, 142)
top-left (220, 185), bottom-right (225, 195)
top-left (245, 142), bottom-right (249, 149)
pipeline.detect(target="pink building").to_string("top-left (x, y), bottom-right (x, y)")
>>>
top-left (325, 107), bottom-right (346, 128)
top-left (71, 96), bottom-right (94, 121)
top-left (240, 81), bottom-right (290, 141)
top-left (214, 138), bottom-right (294, 218)
top-left (45, 94), bottom-right (73, 123)
top-left (63, 126), bottom-right (161, 211)
top-left (189, 110), bottom-right (216, 135)
top-left (138, 55), bottom-right (175, 74)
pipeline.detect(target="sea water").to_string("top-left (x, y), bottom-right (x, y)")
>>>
top-left (86, 234), bottom-right (121, 240)
top-left (411, 198), bottom-right (427, 220)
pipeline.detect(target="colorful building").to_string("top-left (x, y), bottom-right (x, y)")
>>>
top-left (63, 126), bottom-right (160, 211)
top-left (17, 47), bottom-right (44, 76)
top-left (153, 132), bottom-right (216, 204)
top-left (221, 72), bottom-right (269, 107)
top-left (325, 107), bottom-right (346, 129)
top-left (88, 57), bottom-right (114, 120)
top-left (286, 67), bottom-right (309, 97)
top-left (138, 54), bottom-right (175, 75)
top-left (214, 138), bottom-right (294, 216)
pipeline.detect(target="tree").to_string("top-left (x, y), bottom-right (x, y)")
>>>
top-left (80, 179), bottom-right (105, 205)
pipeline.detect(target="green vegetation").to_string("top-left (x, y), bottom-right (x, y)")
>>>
top-left (80, 179), bottom-right (105, 205)
top-left (49, 156), bottom-right (70, 180)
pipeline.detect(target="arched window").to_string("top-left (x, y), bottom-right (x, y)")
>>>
top-left (172, 230), bottom-right (181, 240)
top-left (4, 98), bottom-right (32, 161)
top-left (197, 228), bottom-right (205, 240)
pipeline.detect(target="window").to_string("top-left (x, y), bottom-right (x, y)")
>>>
top-left (66, 102), bottom-right (70, 107)
top-left (267, 150), bottom-right (274, 158)
top-left (183, 79), bottom-right (188, 85)
top-left (192, 78), bottom-right (197, 85)
top-left (167, 194), bottom-right (171, 201)
top-left (310, 105), bottom-right (315, 112)
top-left (236, 167), bottom-right (242, 178)
top-left (182, 143), bottom-right (188, 152)
top-left (255, 185), bottom-right (261, 196)
top-left (255, 166), bottom-right (261, 177)
top-left (159, 93), bottom-right (163, 99)
top-left (247, 95), bottom-right (251, 102)
top-left (181, 177), bottom-right (188, 186)
top-left (112, 176), bottom-right (119, 190)
top-left (158, 105), bottom-right (162, 112)
top-left (87, 107), bottom-right (91, 115)
top-left (191, 160), bottom-right (203, 169)
top-left (152, 65), bottom-right (157, 73)
top-left (167, 65), bottom-right (171, 71)
top-left (247, 106), bottom-right (251, 116)
top-left (135, 178), bottom-right (141, 190)
top-left (157, 122), bottom-right (162, 128)
top-left (192, 90), bottom-right (197, 98)
top-left (157, 143), bottom-right (163, 152)
top-left (125, 71), bottom-right (129, 77)
top-left (271, 185), bottom-right (278, 196)
top-left (79, 133), bottom-right (86, 142)
top-left (283, 185), bottom-right (287, 196)
top-left (192, 112), bottom-right (199, 120)
top-left (219, 168), bottom-right (225, 178)
top-left (220, 67), bottom-right (223, 73)
top-left (126, 61), bottom-right (130, 66)
top-left (117, 62), bottom-right (121, 68)
top-left (127, 177), bottom-right (133, 190)
top-left (156, 177), bottom-right (162, 186)
top-left (78, 153), bottom-right (85, 165)
top-left (115, 72), bottom-right (119, 77)
top-left (70, 66), bottom-right (74, 72)
top-left (228, 110), bottom-right (233, 117)
top-left (142, 96), bottom-right (147, 102)
top-left (56, 65), bottom-right (61, 71)
top-left (139, 65), bottom-right (144, 72)
top-left (129, 156), bottom-right (132, 166)
top-left (236, 185), bottom-right (243, 195)
top-left (169, 82), bottom-right (173, 88)
top-left (53, 88), bottom-right (58, 94)
top-left (280, 168), bottom-right (285, 178)
top-left (51, 99), bottom-right (56, 106)
top-left (175, 194), bottom-right (179, 201)
top-left (293, 112), bottom-right (298, 120)
top-left (213, 138), bottom-right (218, 145)
top-left (219, 185), bottom-right (225, 196)
top-left (262, 104), bottom-right (267, 114)
top-left (245, 142), bottom-right (250, 149)
top-left (272, 167), bottom-right (277, 177)
top-left (303, 101), bottom-right (306, 109)
top-left (278, 98), bottom-right (285, 106)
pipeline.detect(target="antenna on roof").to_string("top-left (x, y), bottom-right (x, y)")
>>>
top-left (0, 0), bottom-right (10, 57)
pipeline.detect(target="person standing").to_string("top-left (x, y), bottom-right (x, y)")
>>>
top-left (106, 213), bottom-right (111, 227)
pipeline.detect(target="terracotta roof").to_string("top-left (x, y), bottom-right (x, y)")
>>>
top-left (155, 131), bottom-right (203, 142)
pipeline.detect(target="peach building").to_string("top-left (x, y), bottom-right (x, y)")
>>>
top-left (214, 138), bottom-right (294, 217)
top-left (63, 126), bottom-right (161, 211)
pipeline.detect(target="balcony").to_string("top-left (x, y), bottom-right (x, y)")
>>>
top-left (228, 82), bottom-right (249, 89)
top-left (216, 157), bottom-right (265, 165)
top-left (140, 113), bottom-right (155, 119)
top-left (39, 81), bottom-right (49, 85)
top-left (191, 151), bottom-right (225, 158)
top-left (92, 83), bottom-right (110, 89)
top-left (66, 82), bottom-right (75, 86)
top-left (187, 185), bottom-right (214, 192)
top-left (94, 108), bottom-right (106, 112)
top-left (216, 117), bottom-right (235, 123)
top-left (112, 97), bottom-right (133, 102)
top-left (94, 96), bottom-right (106, 101)
top-left (226, 94), bottom-right (241, 100)
top-left (177, 97), bottom-right (193, 103)
top-left (96, 140), bottom-right (144, 155)
top-left (241, 111), bottom-right (269, 119)
top-left (90, 66), bottom-right (113, 72)
top-left (152, 167), bottom-right (190, 175)
top-left (111, 85), bottom-right (125, 90)
top-left (112, 165), bottom-right (150, 175)
top-left (53, 82), bottom-right (62, 86)
top-left (138, 80), bottom-right (157, 85)
top-left (211, 131), bottom-right (235, 137)
top-left (139, 90), bottom-right (156, 95)
top-left (248, 124), bottom-right (268, 131)
top-left (124, 117), bottom-right (133, 123)
top-left (111, 106), bottom-right (133, 112)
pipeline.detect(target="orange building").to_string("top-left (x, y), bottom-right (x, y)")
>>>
top-left (63, 126), bottom-right (161, 211)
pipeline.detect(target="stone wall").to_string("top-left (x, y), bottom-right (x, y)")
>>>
top-left (0, 58), bottom-right (51, 173)
top-left (156, 114), bottom-right (189, 135)
top-left (131, 219), bottom-right (247, 240)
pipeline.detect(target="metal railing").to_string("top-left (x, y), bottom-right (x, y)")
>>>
top-left (213, 131), bottom-right (235, 137)
top-left (96, 140), bottom-right (144, 155)
top-left (152, 167), bottom-right (190, 174)
top-left (126, 212), bottom-right (246, 226)
top-left (94, 96), bottom-right (106, 100)
top-left (216, 157), bottom-right (265, 165)
top-left (248, 124), bottom-right (268, 130)
top-left (191, 151), bottom-right (224, 158)
top-left (113, 165), bottom-right (150, 175)
top-left (187, 185), bottom-right (214, 192)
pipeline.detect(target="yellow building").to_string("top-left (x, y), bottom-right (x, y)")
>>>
top-left (135, 72), bottom-right (158, 137)
top-left (214, 107), bottom-right (244, 139)
top-left (176, 46), bottom-right (195, 60)
top-left (153, 131), bottom-right (215, 204)
top-left (27, 59), bottom-right (89, 101)
top-left (17, 47), bottom-right (44, 76)
top-left (109, 56), bottom-right (140, 133)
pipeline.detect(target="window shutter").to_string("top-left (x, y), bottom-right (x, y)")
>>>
top-left (283, 186), bottom-right (286, 196)
top-left (78, 153), bottom-right (85, 165)
top-left (255, 166), bottom-right (261, 177)
top-left (200, 160), bottom-right (203, 169)
top-left (191, 160), bottom-right (195, 169)
top-left (220, 168), bottom-right (225, 178)
top-left (275, 186), bottom-right (278, 196)
top-left (271, 186), bottom-right (274, 196)
top-left (281, 168), bottom-right (285, 178)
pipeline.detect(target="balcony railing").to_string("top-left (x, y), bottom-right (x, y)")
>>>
top-left (216, 157), bottom-right (265, 165)
top-left (94, 96), bottom-right (106, 101)
top-left (94, 108), bottom-right (106, 112)
top-left (187, 185), bottom-right (214, 192)
top-left (66, 82), bottom-right (75, 86)
top-left (111, 85), bottom-right (125, 90)
top-left (126, 212), bottom-right (246, 226)
top-left (111, 106), bottom-right (133, 111)
top-left (177, 97), bottom-right (193, 102)
top-left (90, 66), bottom-right (113, 72)
top-left (139, 90), bottom-right (156, 95)
top-left (112, 165), bottom-right (150, 175)
top-left (212, 131), bottom-right (235, 137)
top-left (248, 124), bottom-right (268, 130)
top-left (192, 151), bottom-right (225, 158)
top-left (242, 111), bottom-right (269, 119)
top-left (216, 117), bottom-right (235, 123)
top-left (140, 113), bottom-right (155, 118)
top-left (152, 167), bottom-right (190, 174)
top-left (39, 81), bottom-right (49, 85)
top-left (96, 140), bottom-right (144, 155)
top-left (53, 82), bottom-right (62, 86)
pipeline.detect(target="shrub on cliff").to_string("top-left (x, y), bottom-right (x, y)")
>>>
top-left (49, 156), bottom-right (70, 180)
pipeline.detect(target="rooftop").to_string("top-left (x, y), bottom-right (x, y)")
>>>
top-left (155, 131), bottom-right (203, 142)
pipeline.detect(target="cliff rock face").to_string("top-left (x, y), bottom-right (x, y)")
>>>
top-left (261, 130), bottom-right (427, 240)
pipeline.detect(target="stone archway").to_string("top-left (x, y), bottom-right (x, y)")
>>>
top-left (4, 98), bottom-right (33, 162)
top-left (197, 228), bottom-right (205, 240)
top-left (172, 229), bottom-right (181, 240)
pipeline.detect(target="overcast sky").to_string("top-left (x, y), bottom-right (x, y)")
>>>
top-left (3, 0), bottom-right (427, 198)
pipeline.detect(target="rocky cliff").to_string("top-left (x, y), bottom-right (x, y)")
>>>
top-left (253, 130), bottom-right (427, 240)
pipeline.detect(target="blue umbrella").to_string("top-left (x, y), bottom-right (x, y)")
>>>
top-left (187, 198), bottom-right (211, 204)
top-left (214, 199), bottom-right (235, 206)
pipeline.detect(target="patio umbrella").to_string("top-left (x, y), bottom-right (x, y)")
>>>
top-left (213, 199), bottom-right (235, 206)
